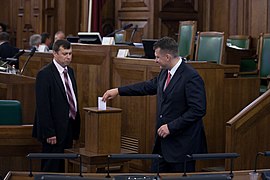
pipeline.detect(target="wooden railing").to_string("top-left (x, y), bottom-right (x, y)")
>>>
top-left (226, 89), bottom-right (270, 170)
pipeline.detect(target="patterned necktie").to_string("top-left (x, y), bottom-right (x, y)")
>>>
top-left (63, 69), bottom-right (76, 119)
top-left (164, 71), bottom-right (171, 90)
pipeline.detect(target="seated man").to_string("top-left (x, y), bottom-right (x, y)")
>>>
top-left (0, 32), bottom-right (19, 68)
top-left (38, 32), bottom-right (52, 52)
top-left (54, 31), bottom-right (65, 42)
top-left (29, 34), bottom-right (41, 50)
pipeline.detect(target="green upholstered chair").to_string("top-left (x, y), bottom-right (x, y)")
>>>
top-left (0, 100), bottom-right (22, 125)
top-left (227, 35), bottom-right (251, 49)
top-left (226, 35), bottom-right (259, 75)
top-left (177, 21), bottom-right (197, 60)
top-left (257, 33), bottom-right (270, 93)
top-left (195, 31), bottom-right (225, 64)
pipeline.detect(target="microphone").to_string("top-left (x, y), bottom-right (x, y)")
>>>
top-left (0, 49), bottom-right (25, 67)
top-left (20, 47), bottom-right (36, 75)
top-left (29, 47), bottom-right (36, 57)
top-left (105, 23), bottom-right (133, 37)
top-left (13, 49), bottom-right (25, 59)
top-left (129, 24), bottom-right (138, 43)
top-left (122, 23), bottom-right (133, 30)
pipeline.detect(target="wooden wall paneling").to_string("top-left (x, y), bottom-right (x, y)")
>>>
top-left (197, 0), bottom-right (210, 31)
top-left (42, 0), bottom-right (56, 36)
top-left (10, 1), bottom-right (19, 46)
top-left (101, 0), bottom-right (115, 36)
top-left (115, 0), bottom-right (155, 39)
top-left (209, 0), bottom-right (230, 36)
top-left (229, 0), bottom-right (238, 35)
top-left (15, 0), bottom-right (43, 49)
top-left (223, 77), bottom-right (260, 121)
top-left (249, 0), bottom-right (269, 48)
top-left (0, 0), bottom-right (11, 25)
top-left (159, 0), bottom-right (199, 39)
top-left (64, 0), bottom-right (80, 36)
top-left (80, 0), bottom-right (89, 32)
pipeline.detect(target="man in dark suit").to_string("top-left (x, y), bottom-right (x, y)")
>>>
top-left (102, 36), bottom-right (207, 173)
top-left (0, 32), bottom-right (19, 68)
top-left (32, 39), bottom-right (80, 172)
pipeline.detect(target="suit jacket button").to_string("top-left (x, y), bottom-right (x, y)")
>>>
top-left (159, 115), bottom-right (163, 118)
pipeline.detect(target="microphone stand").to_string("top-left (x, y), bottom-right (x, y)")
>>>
top-left (129, 25), bottom-right (138, 43)
top-left (20, 55), bottom-right (32, 75)
top-left (20, 48), bottom-right (36, 75)
top-left (121, 25), bottom-right (139, 46)
top-left (105, 24), bottom-right (133, 37)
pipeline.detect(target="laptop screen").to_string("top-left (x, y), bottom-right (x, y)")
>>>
top-left (77, 32), bottom-right (102, 44)
top-left (142, 39), bottom-right (158, 59)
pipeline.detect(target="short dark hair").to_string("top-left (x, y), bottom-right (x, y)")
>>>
top-left (53, 39), bottom-right (71, 52)
top-left (153, 36), bottom-right (178, 58)
top-left (0, 23), bottom-right (7, 32)
top-left (41, 32), bottom-right (50, 43)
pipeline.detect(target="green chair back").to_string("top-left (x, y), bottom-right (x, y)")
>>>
top-left (195, 32), bottom-right (224, 64)
top-left (0, 100), bottom-right (22, 125)
top-left (259, 34), bottom-right (270, 77)
top-left (227, 35), bottom-right (251, 49)
top-left (178, 21), bottom-right (197, 60)
top-left (227, 35), bottom-right (256, 74)
top-left (256, 33), bottom-right (270, 94)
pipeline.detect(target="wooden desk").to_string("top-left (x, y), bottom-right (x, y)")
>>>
top-left (65, 148), bottom-right (129, 173)
top-left (0, 125), bottom-right (41, 178)
top-left (225, 46), bottom-right (256, 65)
top-left (0, 72), bottom-right (35, 124)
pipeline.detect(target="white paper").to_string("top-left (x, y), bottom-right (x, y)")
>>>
top-left (117, 49), bottom-right (129, 58)
top-left (102, 37), bottom-right (115, 45)
top-left (98, 97), bottom-right (106, 110)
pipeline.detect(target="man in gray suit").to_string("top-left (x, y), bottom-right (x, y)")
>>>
top-left (102, 36), bottom-right (207, 173)
top-left (32, 40), bottom-right (80, 172)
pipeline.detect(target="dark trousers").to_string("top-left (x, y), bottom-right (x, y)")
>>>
top-left (41, 119), bottom-right (73, 172)
top-left (151, 137), bottom-right (195, 173)
top-left (151, 157), bottom-right (195, 173)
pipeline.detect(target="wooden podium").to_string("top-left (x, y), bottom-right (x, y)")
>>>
top-left (65, 107), bottom-right (127, 173)
top-left (0, 72), bottom-right (35, 124)
top-left (84, 107), bottom-right (122, 154)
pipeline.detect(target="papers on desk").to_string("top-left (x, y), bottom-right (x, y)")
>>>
top-left (226, 43), bottom-right (248, 50)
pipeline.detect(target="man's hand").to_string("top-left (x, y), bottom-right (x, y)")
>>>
top-left (102, 88), bottom-right (119, 102)
top-left (157, 124), bottom-right (170, 138)
top-left (47, 136), bottom-right (57, 145)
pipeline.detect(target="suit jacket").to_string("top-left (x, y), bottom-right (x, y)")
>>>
top-left (0, 42), bottom-right (19, 68)
top-left (119, 61), bottom-right (207, 163)
top-left (32, 62), bottom-right (80, 145)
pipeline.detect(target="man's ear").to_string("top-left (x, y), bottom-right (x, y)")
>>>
top-left (166, 53), bottom-right (172, 61)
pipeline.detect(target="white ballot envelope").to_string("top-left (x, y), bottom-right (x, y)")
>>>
top-left (98, 97), bottom-right (106, 110)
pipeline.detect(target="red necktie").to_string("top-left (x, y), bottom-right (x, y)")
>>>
top-left (63, 69), bottom-right (76, 119)
top-left (164, 71), bottom-right (171, 90)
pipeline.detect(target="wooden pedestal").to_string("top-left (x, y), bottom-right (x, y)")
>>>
top-left (83, 107), bottom-right (122, 154)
